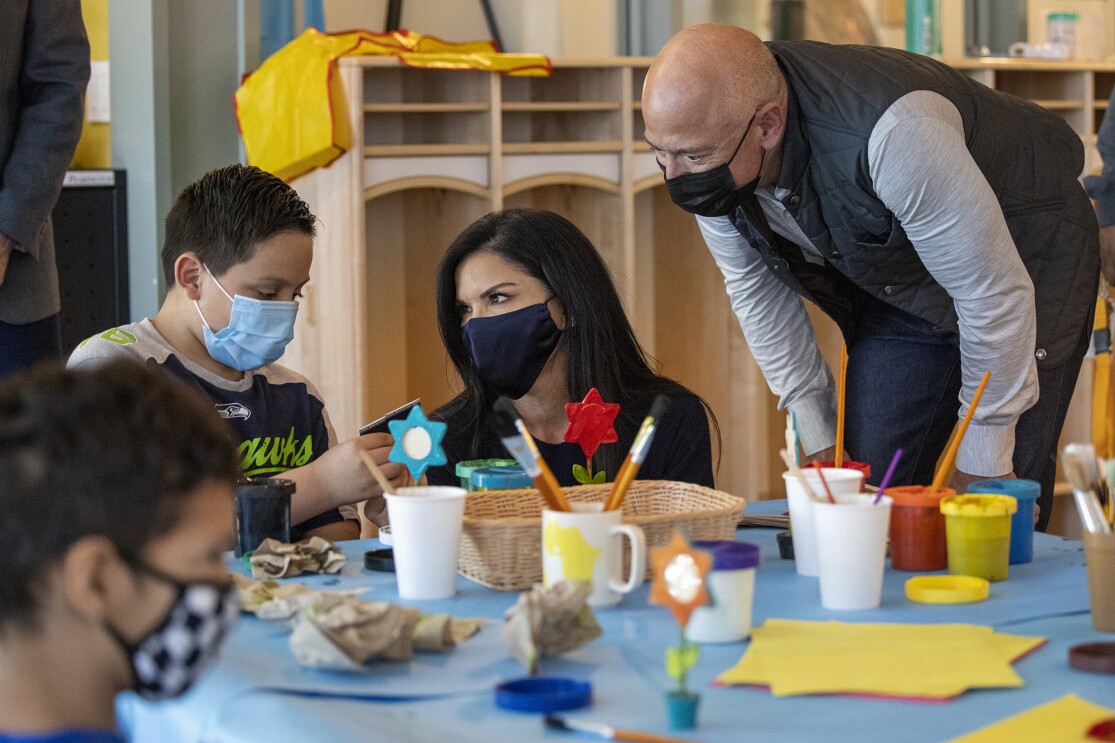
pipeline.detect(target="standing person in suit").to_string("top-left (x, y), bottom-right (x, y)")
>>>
top-left (0, 1), bottom-right (90, 377)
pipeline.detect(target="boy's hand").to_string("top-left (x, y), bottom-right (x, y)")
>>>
top-left (308, 432), bottom-right (404, 506)
top-left (348, 433), bottom-right (405, 527)
top-left (282, 433), bottom-right (405, 526)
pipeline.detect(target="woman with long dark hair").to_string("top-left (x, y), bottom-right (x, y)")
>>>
top-left (426, 208), bottom-right (717, 488)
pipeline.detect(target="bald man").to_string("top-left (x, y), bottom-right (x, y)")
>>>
top-left (643, 25), bottom-right (1099, 530)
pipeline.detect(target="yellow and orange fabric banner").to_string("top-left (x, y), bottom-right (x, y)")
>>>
top-left (235, 28), bottom-right (551, 182)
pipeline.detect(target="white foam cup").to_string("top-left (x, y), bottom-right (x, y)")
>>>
top-left (812, 493), bottom-right (893, 610)
top-left (385, 486), bottom-right (467, 600)
top-left (783, 468), bottom-right (865, 577)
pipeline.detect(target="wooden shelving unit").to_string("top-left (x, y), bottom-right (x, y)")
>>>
top-left (286, 56), bottom-right (1114, 503)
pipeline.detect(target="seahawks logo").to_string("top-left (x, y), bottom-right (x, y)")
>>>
top-left (215, 402), bottom-right (251, 420)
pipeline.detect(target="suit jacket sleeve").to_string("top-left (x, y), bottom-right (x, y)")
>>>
top-left (0, 0), bottom-right (90, 256)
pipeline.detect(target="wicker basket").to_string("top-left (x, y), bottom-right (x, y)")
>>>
top-left (457, 480), bottom-right (746, 591)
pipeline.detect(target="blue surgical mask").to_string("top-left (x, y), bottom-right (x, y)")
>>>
top-left (194, 265), bottom-right (298, 371)
top-left (461, 301), bottom-right (562, 399)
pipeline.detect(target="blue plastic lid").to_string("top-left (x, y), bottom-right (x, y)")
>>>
top-left (967, 479), bottom-right (1040, 502)
top-left (692, 540), bottom-right (760, 570)
top-left (494, 677), bottom-right (592, 712)
top-left (471, 465), bottom-right (533, 490)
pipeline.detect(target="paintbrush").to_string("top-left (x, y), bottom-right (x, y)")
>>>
top-left (785, 412), bottom-right (799, 468)
top-left (1106, 458), bottom-right (1115, 527)
top-left (930, 370), bottom-right (991, 493)
top-left (811, 460), bottom-right (837, 504)
top-left (780, 448), bottom-right (823, 503)
top-left (1062, 445), bottom-right (1111, 534)
top-left (1065, 442), bottom-right (1105, 520)
top-left (490, 397), bottom-right (571, 512)
top-left (544, 714), bottom-right (696, 743)
top-left (873, 448), bottom-right (903, 505)
top-left (604, 395), bottom-right (671, 512)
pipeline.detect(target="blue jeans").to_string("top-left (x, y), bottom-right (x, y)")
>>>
top-left (843, 298), bottom-right (1090, 532)
top-left (0, 314), bottom-right (62, 379)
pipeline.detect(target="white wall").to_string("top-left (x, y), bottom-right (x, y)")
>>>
top-left (323, 0), bottom-right (618, 57)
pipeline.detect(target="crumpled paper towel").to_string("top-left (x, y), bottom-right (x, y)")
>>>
top-left (250, 536), bottom-right (346, 579)
top-left (291, 598), bottom-right (421, 669)
top-left (502, 580), bottom-right (601, 674)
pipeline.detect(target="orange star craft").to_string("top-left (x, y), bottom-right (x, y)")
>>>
top-left (650, 532), bottom-right (713, 627)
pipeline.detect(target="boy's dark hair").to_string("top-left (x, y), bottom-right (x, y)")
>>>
top-left (161, 163), bottom-right (316, 284)
top-left (0, 361), bottom-right (240, 630)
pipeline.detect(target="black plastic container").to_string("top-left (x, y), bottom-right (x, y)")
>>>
top-left (234, 478), bottom-right (294, 557)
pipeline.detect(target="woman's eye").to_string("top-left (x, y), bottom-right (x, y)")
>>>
top-left (258, 291), bottom-right (277, 300)
top-left (489, 293), bottom-right (508, 305)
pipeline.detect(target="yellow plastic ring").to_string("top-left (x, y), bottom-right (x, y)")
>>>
top-left (905, 575), bottom-right (990, 604)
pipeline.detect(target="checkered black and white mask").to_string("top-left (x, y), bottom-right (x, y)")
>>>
top-left (110, 568), bottom-right (240, 700)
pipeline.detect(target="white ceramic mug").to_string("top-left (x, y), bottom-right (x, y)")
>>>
top-left (542, 502), bottom-right (646, 607)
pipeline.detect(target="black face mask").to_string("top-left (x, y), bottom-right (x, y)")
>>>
top-left (461, 300), bottom-right (563, 400)
top-left (663, 114), bottom-right (763, 218)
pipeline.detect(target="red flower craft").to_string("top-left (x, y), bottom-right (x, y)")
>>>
top-left (563, 387), bottom-right (619, 461)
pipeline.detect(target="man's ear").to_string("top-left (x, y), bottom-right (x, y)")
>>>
top-left (175, 253), bottom-right (205, 301)
top-left (757, 101), bottom-right (787, 150)
top-left (58, 535), bottom-right (130, 624)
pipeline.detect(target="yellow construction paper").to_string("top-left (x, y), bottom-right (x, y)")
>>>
top-left (717, 620), bottom-right (1044, 700)
top-left (948, 694), bottom-right (1115, 742)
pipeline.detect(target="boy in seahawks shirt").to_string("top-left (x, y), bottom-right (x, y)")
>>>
top-left (69, 165), bottom-right (403, 539)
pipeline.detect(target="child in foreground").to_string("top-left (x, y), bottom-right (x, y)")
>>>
top-left (0, 360), bottom-right (242, 742)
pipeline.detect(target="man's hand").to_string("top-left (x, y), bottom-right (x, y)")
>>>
top-left (950, 469), bottom-right (1013, 494)
top-left (805, 446), bottom-right (851, 465)
top-left (952, 469), bottom-right (1040, 524)
top-left (326, 432), bottom-right (407, 501)
top-left (0, 233), bottom-right (13, 287)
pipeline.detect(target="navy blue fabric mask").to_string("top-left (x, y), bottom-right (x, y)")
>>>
top-left (664, 114), bottom-right (761, 218)
top-left (461, 301), bottom-right (562, 399)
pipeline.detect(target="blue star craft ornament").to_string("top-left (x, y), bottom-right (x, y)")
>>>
top-left (387, 405), bottom-right (448, 480)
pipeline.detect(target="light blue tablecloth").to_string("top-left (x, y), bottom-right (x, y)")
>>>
top-left (120, 501), bottom-right (1113, 742)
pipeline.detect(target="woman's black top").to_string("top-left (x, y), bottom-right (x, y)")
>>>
top-left (427, 390), bottom-right (714, 488)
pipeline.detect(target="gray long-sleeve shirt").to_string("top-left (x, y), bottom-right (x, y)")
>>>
top-left (697, 90), bottom-right (1038, 477)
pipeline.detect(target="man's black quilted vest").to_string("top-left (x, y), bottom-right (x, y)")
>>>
top-left (729, 41), bottom-right (1099, 367)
